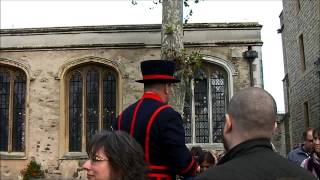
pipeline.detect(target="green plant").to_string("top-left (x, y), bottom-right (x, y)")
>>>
top-left (163, 48), bottom-right (204, 80)
top-left (176, 49), bottom-right (204, 79)
top-left (163, 48), bottom-right (204, 113)
top-left (20, 160), bottom-right (45, 180)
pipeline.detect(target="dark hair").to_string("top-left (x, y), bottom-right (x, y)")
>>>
top-left (313, 127), bottom-right (320, 139)
top-left (302, 128), bottom-right (313, 140)
top-left (227, 87), bottom-right (277, 136)
top-left (190, 146), bottom-right (204, 163)
top-left (199, 151), bottom-right (216, 165)
top-left (87, 130), bottom-right (146, 180)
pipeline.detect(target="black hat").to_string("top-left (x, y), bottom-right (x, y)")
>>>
top-left (136, 60), bottom-right (180, 83)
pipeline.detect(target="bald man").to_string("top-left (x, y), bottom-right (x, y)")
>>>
top-left (196, 87), bottom-right (315, 180)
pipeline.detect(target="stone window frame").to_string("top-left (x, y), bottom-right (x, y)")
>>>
top-left (298, 33), bottom-right (306, 72)
top-left (66, 65), bottom-right (118, 153)
top-left (185, 56), bottom-right (237, 150)
top-left (303, 101), bottom-right (310, 128)
top-left (0, 58), bottom-right (33, 160)
top-left (57, 56), bottom-right (123, 159)
top-left (295, 0), bottom-right (301, 15)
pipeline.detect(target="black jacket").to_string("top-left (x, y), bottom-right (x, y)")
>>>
top-left (113, 91), bottom-right (197, 179)
top-left (196, 138), bottom-right (316, 180)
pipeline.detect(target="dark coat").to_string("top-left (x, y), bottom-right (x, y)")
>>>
top-left (195, 138), bottom-right (316, 180)
top-left (113, 91), bottom-right (197, 179)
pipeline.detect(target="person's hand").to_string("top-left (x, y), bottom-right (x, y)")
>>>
top-left (196, 165), bottom-right (201, 173)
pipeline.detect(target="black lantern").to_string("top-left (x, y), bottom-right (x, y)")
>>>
top-left (243, 46), bottom-right (258, 86)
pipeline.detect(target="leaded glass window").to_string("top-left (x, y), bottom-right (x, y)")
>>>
top-left (0, 67), bottom-right (26, 152)
top-left (195, 79), bottom-right (209, 143)
top-left (183, 81), bottom-right (192, 143)
top-left (67, 65), bottom-right (117, 152)
top-left (182, 64), bottom-right (228, 144)
top-left (211, 72), bottom-right (226, 143)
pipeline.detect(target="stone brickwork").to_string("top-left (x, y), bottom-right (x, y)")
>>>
top-left (0, 23), bottom-right (263, 179)
top-left (280, 0), bottom-right (320, 150)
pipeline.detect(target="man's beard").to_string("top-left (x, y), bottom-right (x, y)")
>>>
top-left (222, 135), bottom-right (230, 152)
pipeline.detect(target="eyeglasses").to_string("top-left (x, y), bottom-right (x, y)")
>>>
top-left (89, 155), bottom-right (109, 164)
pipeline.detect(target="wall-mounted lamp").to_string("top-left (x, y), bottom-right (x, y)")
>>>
top-left (243, 46), bottom-right (258, 86)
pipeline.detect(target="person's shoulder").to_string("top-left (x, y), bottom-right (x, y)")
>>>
top-left (158, 106), bottom-right (181, 118)
top-left (287, 146), bottom-right (301, 156)
top-left (196, 152), bottom-right (316, 180)
top-left (195, 166), bottom-right (228, 180)
top-left (124, 100), bottom-right (141, 110)
top-left (271, 153), bottom-right (315, 178)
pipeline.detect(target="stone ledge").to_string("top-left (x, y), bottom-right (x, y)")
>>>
top-left (0, 152), bottom-right (27, 160)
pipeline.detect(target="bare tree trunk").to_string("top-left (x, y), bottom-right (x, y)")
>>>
top-left (161, 0), bottom-right (184, 60)
top-left (161, 0), bottom-right (186, 113)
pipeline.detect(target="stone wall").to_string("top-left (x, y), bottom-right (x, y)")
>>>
top-left (280, 0), bottom-right (320, 148)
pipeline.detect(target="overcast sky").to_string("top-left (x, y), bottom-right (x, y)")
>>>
top-left (0, 0), bottom-right (285, 112)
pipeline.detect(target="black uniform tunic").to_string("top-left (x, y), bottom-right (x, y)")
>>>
top-left (114, 91), bottom-right (197, 180)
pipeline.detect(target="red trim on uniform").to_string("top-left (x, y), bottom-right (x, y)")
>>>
top-left (147, 173), bottom-right (172, 180)
top-left (117, 113), bottom-right (123, 130)
top-left (143, 91), bottom-right (163, 102)
top-left (145, 105), bottom-right (170, 163)
top-left (180, 157), bottom-right (195, 175)
top-left (130, 98), bottom-right (144, 136)
top-left (143, 74), bottom-right (174, 80)
top-left (149, 165), bottom-right (169, 170)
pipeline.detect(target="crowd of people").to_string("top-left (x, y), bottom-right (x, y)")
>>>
top-left (288, 127), bottom-right (320, 178)
top-left (82, 60), bottom-right (319, 180)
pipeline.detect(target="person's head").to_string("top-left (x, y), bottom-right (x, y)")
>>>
top-left (199, 150), bottom-right (217, 172)
top-left (144, 82), bottom-right (173, 104)
top-left (136, 60), bottom-right (180, 103)
top-left (223, 87), bottom-right (277, 151)
top-left (302, 128), bottom-right (314, 153)
top-left (190, 146), bottom-right (204, 163)
top-left (313, 127), bottom-right (320, 156)
top-left (82, 130), bottom-right (146, 180)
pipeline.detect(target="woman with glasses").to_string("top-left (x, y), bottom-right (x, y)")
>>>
top-left (83, 130), bottom-right (147, 180)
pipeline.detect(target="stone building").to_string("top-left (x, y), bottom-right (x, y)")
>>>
top-left (0, 23), bottom-right (263, 179)
top-left (278, 0), bottom-right (320, 153)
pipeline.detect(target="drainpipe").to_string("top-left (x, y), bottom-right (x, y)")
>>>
top-left (243, 46), bottom-right (258, 87)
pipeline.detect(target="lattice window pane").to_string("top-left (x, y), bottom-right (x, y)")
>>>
top-left (0, 70), bottom-right (9, 151)
top-left (211, 72), bottom-right (227, 143)
top-left (67, 66), bottom-right (118, 152)
top-left (86, 71), bottom-right (99, 145)
top-left (103, 73), bottom-right (116, 130)
top-left (12, 73), bottom-right (26, 152)
top-left (183, 87), bottom-right (192, 144)
top-left (69, 72), bottom-right (82, 152)
top-left (194, 79), bottom-right (209, 143)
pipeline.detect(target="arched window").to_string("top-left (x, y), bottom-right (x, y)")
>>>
top-left (0, 67), bottom-right (26, 152)
top-left (183, 63), bottom-right (228, 144)
top-left (66, 65), bottom-right (117, 152)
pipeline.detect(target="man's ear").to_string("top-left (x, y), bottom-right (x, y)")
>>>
top-left (224, 114), bottom-right (232, 134)
top-left (273, 122), bottom-right (277, 132)
top-left (164, 83), bottom-right (170, 95)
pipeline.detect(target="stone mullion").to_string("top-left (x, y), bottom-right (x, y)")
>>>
top-left (82, 70), bottom-right (87, 153)
top-left (8, 70), bottom-right (14, 152)
top-left (98, 70), bottom-right (103, 132)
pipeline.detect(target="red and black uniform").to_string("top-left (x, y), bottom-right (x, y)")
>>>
top-left (114, 91), bottom-right (197, 180)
